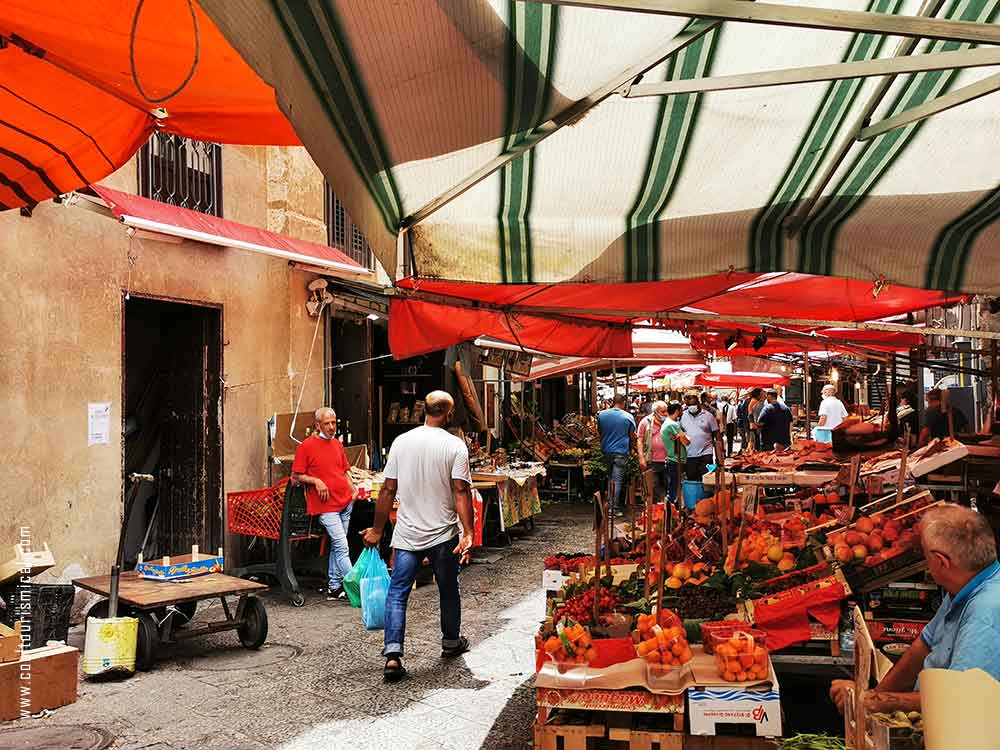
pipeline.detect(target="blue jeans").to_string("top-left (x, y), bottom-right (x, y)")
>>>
top-left (606, 452), bottom-right (629, 509)
top-left (665, 461), bottom-right (680, 503)
top-left (383, 537), bottom-right (461, 657)
top-left (318, 502), bottom-right (354, 590)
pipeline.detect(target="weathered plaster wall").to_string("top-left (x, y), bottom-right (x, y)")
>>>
top-left (0, 146), bottom-right (329, 586)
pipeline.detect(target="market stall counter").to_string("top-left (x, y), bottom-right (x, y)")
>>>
top-left (472, 462), bottom-right (545, 534)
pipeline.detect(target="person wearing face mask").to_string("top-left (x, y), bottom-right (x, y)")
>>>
top-left (680, 392), bottom-right (720, 481)
top-left (292, 407), bottom-right (356, 600)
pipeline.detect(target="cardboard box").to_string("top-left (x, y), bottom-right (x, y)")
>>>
top-left (864, 582), bottom-right (941, 620)
top-left (0, 621), bottom-right (20, 663)
top-left (0, 644), bottom-right (78, 720)
top-left (687, 662), bottom-right (782, 737)
top-left (136, 552), bottom-right (223, 581)
top-left (866, 620), bottom-right (926, 661)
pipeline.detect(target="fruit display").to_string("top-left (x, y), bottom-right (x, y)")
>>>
top-left (661, 585), bottom-right (738, 622)
top-left (753, 562), bottom-right (834, 597)
top-left (632, 610), bottom-right (693, 671)
top-left (552, 586), bottom-right (622, 627)
top-left (825, 496), bottom-right (934, 569)
top-left (541, 619), bottom-right (597, 666)
top-left (646, 559), bottom-right (715, 590)
top-left (544, 552), bottom-right (640, 574)
top-left (701, 621), bottom-right (768, 654)
top-left (723, 519), bottom-right (794, 573)
top-left (714, 632), bottom-right (770, 682)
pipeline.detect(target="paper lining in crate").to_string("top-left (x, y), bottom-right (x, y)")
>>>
top-left (135, 546), bottom-right (223, 581)
top-left (537, 686), bottom-right (685, 715)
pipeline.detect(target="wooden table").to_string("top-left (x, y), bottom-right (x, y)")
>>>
top-left (75, 572), bottom-right (268, 670)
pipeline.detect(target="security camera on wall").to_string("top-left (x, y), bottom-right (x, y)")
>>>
top-left (306, 278), bottom-right (333, 316)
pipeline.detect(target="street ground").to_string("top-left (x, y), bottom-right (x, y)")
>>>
top-left (0, 504), bottom-right (594, 750)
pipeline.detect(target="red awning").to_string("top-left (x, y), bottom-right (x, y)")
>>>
top-left (695, 372), bottom-right (791, 388)
top-left (90, 185), bottom-right (368, 275)
top-left (389, 297), bottom-right (633, 360)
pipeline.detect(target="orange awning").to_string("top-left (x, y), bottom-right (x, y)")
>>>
top-left (0, 1), bottom-right (296, 209)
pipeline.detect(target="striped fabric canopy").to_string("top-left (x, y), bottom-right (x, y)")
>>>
top-left (200, 0), bottom-right (1000, 295)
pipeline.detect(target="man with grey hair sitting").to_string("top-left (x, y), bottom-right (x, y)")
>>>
top-left (292, 407), bottom-right (355, 600)
top-left (831, 504), bottom-right (1000, 714)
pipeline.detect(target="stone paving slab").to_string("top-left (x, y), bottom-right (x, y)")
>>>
top-left (0, 503), bottom-right (594, 750)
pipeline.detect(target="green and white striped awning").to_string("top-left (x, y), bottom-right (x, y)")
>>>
top-left (201, 0), bottom-right (1000, 294)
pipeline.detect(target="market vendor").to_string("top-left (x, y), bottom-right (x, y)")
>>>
top-left (291, 407), bottom-right (356, 601)
top-left (637, 400), bottom-right (669, 503)
top-left (680, 392), bottom-right (719, 481)
top-left (918, 387), bottom-right (969, 446)
top-left (597, 393), bottom-right (636, 512)
top-left (831, 505), bottom-right (1000, 714)
top-left (757, 389), bottom-right (793, 450)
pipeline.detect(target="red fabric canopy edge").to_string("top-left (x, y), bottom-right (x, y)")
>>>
top-left (389, 298), bottom-right (633, 360)
top-left (694, 373), bottom-right (791, 388)
top-left (91, 184), bottom-right (365, 271)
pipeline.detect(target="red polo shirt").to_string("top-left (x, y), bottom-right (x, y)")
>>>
top-left (291, 435), bottom-right (353, 514)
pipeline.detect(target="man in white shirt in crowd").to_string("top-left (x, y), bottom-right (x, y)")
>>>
top-left (817, 384), bottom-right (849, 437)
top-left (364, 391), bottom-right (475, 683)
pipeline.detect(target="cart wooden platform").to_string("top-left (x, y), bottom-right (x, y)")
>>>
top-left (74, 571), bottom-right (268, 670)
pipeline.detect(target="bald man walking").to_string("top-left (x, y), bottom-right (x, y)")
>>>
top-left (364, 391), bottom-right (474, 682)
top-left (292, 407), bottom-right (355, 600)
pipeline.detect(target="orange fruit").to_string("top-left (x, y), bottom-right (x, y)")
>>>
top-left (679, 646), bottom-right (692, 663)
top-left (739, 653), bottom-right (754, 669)
top-left (736, 671), bottom-right (748, 682)
top-left (723, 671), bottom-right (737, 682)
top-left (671, 641), bottom-right (685, 657)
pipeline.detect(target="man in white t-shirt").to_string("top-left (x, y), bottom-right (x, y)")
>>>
top-left (818, 384), bottom-right (849, 432)
top-left (363, 391), bottom-right (474, 683)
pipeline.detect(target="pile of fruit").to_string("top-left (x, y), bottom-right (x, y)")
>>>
top-left (632, 611), bottom-right (693, 670)
top-left (714, 632), bottom-right (770, 682)
top-left (541, 619), bottom-right (597, 666)
top-left (827, 512), bottom-right (918, 568)
top-left (647, 560), bottom-right (713, 590)
top-left (723, 520), bottom-right (796, 574)
top-left (552, 587), bottom-right (622, 627)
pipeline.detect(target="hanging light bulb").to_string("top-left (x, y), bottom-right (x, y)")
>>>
top-left (831, 367), bottom-right (839, 382)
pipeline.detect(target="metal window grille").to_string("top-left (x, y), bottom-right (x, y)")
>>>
top-left (324, 181), bottom-right (373, 270)
top-left (138, 133), bottom-right (223, 217)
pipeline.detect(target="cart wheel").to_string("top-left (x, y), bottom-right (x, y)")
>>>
top-left (135, 612), bottom-right (159, 671)
top-left (173, 601), bottom-right (198, 624)
top-left (290, 592), bottom-right (305, 608)
top-left (237, 597), bottom-right (268, 649)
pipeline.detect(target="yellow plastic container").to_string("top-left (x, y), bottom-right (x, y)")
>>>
top-left (82, 616), bottom-right (138, 676)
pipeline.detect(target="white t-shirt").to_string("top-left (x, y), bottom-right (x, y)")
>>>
top-left (383, 425), bottom-right (472, 551)
top-left (818, 396), bottom-right (849, 430)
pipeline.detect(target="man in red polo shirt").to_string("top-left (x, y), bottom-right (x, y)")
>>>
top-left (292, 407), bottom-right (355, 600)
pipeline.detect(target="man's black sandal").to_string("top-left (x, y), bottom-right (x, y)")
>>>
top-left (383, 656), bottom-right (407, 683)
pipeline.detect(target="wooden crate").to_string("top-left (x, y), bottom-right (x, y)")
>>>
top-left (537, 687), bottom-right (685, 726)
top-left (685, 737), bottom-right (780, 750)
top-left (0, 644), bottom-right (78, 720)
top-left (534, 709), bottom-right (684, 750)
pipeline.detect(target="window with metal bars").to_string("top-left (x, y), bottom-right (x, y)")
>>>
top-left (138, 133), bottom-right (223, 217)
top-left (324, 181), bottom-right (374, 270)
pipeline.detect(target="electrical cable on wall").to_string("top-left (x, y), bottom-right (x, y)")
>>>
top-left (288, 299), bottom-right (327, 446)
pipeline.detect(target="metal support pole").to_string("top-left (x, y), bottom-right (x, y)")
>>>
top-left (803, 352), bottom-right (811, 435)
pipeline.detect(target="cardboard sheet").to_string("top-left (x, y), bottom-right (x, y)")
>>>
top-left (535, 648), bottom-right (772, 695)
top-left (920, 667), bottom-right (1000, 750)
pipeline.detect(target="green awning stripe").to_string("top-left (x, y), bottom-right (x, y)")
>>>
top-left (498, 2), bottom-right (559, 283)
top-left (797, 0), bottom-right (999, 276)
top-left (271, 1), bottom-right (404, 232)
top-left (625, 21), bottom-right (721, 282)
top-left (926, 184), bottom-right (1000, 290)
top-left (747, 0), bottom-right (900, 272)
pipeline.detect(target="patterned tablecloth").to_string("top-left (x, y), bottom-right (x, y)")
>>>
top-left (497, 476), bottom-right (542, 530)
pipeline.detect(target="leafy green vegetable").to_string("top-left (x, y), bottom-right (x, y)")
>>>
top-left (772, 733), bottom-right (846, 750)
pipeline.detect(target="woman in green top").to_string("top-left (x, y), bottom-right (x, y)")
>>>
top-left (660, 402), bottom-right (690, 504)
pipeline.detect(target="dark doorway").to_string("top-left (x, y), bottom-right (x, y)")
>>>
top-left (329, 314), bottom-right (371, 452)
top-left (122, 297), bottom-right (222, 565)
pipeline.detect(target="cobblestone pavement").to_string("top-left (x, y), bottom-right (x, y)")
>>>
top-left (0, 504), bottom-right (594, 750)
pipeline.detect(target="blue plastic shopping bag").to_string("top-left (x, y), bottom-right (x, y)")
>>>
top-left (359, 548), bottom-right (391, 630)
top-left (343, 547), bottom-right (375, 608)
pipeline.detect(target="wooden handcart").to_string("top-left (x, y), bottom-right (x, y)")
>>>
top-left (75, 571), bottom-right (268, 671)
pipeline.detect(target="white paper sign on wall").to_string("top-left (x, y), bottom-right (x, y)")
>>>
top-left (88, 402), bottom-right (111, 446)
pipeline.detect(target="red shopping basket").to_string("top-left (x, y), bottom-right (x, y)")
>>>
top-left (227, 479), bottom-right (323, 542)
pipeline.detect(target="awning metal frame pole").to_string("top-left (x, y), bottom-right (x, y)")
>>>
top-left (401, 21), bottom-right (721, 228)
top-left (785, 0), bottom-right (945, 231)
top-left (858, 71), bottom-right (1000, 140)
top-left (534, 0), bottom-right (1000, 44)
top-left (623, 47), bottom-right (1000, 97)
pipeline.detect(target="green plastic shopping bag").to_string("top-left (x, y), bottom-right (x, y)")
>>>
top-left (343, 547), bottom-right (376, 608)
